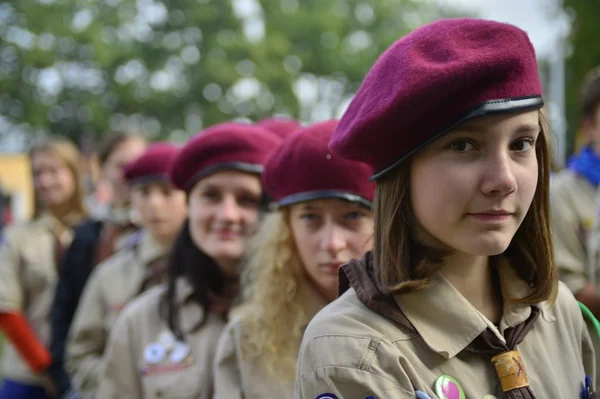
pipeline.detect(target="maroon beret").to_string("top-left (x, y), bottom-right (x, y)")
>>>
top-left (330, 18), bottom-right (544, 180)
top-left (263, 120), bottom-right (375, 208)
top-left (256, 118), bottom-right (301, 139)
top-left (170, 122), bottom-right (281, 191)
top-left (123, 142), bottom-right (179, 186)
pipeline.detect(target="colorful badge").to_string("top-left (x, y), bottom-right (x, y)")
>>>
top-left (434, 375), bottom-right (466, 399)
top-left (143, 343), bottom-right (166, 364)
top-left (315, 395), bottom-right (338, 399)
top-left (168, 341), bottom-right (191, 364)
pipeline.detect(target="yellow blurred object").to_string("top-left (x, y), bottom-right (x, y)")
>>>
top-left (0, 153), bottom-right (33, 221)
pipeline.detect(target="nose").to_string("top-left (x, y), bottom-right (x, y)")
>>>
top-left (320, 220), bottom-right (346, 257)
top-left (147, 190), bottom-right (165, 210)
top-left (480, 151), bottom-right (518, 196)
top-left (216, 195), bottom-right (240, 222)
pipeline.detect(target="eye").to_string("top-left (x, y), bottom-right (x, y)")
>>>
top-left (300, 213), bottom-right (319, 222)
top-left (449, 140), bottom-right (475, 152)
top-left (345, 211), bottom-right (366, 221)
top-left (510, 138), bottom-right (535, 152)
top-left (238, 196), bottom-right (260, 208)
top-left (202, 191), bottom-right (220, 202)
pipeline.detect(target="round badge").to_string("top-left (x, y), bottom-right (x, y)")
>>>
top-left (158, 331), bottom-right (176, 351)
top-left (143, 343), bottom-right (166, 365)
top-left (168, 341), bottom-right (191, 364)
top-left (434, 375), bottom-right (466, 399)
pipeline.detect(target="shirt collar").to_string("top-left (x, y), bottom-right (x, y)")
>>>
top-left (394, 258), bottom-right (551, 359)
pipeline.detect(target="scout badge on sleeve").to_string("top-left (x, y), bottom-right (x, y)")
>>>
top-left (434, 375), bottom-right (466, 399)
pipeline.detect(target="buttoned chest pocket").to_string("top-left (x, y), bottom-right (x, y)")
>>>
top-left (140, 362), bottom-right (210, 399)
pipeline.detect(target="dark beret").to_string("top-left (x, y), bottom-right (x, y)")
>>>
top-left (257, 118), bottom-right (302, 139)
top-left (170, 122), bottom-right (281, 191)
top-left (329, 18), bottom-right (544, 180)
top-left (123, 142), bottom-right (179, 186)
top-left (263, 120), bottom-right (375, 208)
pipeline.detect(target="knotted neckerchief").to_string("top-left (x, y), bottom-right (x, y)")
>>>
top-left (339, 252), bottom-right (540, 399)
top-left (568, 145), bottom-right (600, 187)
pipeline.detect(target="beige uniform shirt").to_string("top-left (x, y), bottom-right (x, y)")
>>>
top-left (295, 266), bottom-right (595, 398)
top-left (0, 214), bottom-right (78, 384)
top-left (551, 169), bottom-right (597, 293)
top-left (97, 278), bottom-right (226, 399)
top-left (66, 231), bottom-right (169, 398)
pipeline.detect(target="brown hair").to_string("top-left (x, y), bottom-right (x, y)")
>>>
top-left (373, 112), bottom-right (557, 305)
top-left (29, 137), bottom-right (87, 220)
top-left (580, 66), bottom-right (600, 123)
top-left (98, 131), bottom-right (146, 166)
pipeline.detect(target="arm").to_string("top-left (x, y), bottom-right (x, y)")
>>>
top-left (0, 312), bottom-right (52, 371)
top-left (96, 308), bottom-right (142, 399)
top-left (551, 186), bottom-right (600, 315)
top-left (65, 268), bottom-right (108, 397)
top-left (212, 321), bottom-right (244, 399)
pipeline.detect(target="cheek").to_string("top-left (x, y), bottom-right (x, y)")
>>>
top-left (293, 229), bottom-right (318, 270)
top-left (241, 209), bottom-right (260, 232)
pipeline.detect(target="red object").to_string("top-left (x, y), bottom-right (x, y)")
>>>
top-left (329, 18), bottom-right (544, 180)
top-left (0, 312), bottom-right (52, 372)
top-left (170, 123), bottom-right (281, 192)
top-left (123, 142), bottom-right (180, 186)
top-left (257, 118), bottom-right (301, 139)
top-left (263, 120), bottom-right (375, 207)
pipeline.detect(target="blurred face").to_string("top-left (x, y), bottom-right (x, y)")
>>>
top-left (103, 138), bottom-right (147, 207)
top-left (188, 170), bottom-right (262, 276)
top-left (289, 199), bottom-right (374, 302)
top-left (131, 181), bottom-right (187, 244)
top-left (31, 150), bottom-right (76, 209)
top-left (410, 110), bottom-right (540, 257)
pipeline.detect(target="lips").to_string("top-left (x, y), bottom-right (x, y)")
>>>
top-left (320, 262), bottom-right (344, 274)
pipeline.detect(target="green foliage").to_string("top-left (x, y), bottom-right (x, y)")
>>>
top-left (563, 0), bottom-right (600, 152)
top-left (0, 0), bottom-right (461, 146)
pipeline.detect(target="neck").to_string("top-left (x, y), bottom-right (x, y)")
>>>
top-left (152, 232), bottom-right (177, 249)
top-left (48, 202), bottom-right (76, 224)
top-left (440, 253), bottom-right (502, 323)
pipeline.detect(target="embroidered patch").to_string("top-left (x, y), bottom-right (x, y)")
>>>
top-left (315, 395), bottom-right (339, 399)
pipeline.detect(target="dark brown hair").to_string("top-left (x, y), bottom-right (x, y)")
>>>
top-left (373, 112), bottom-right (557, 305)
top-left (580, 66), bottom-right (600, 123)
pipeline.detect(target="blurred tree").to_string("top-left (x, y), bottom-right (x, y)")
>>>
top-left (0, 0), bottom-right (461, 147)
top-left (563, 0), bottom-right (600, 154)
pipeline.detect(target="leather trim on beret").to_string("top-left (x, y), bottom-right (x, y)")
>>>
top-left (370, 95), bottom-right (544, 180)
top-left (184, 162), bottom-right (264, 192)
top-left (277, 190), bottom-right (372, 209)
top-left (129, 174), bottom-right (171, 187)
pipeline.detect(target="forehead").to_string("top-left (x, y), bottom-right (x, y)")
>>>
top-left (31, 150), bottom-right (65, 168)
top-left (290, 198), bottom-right (365, 211)
top-left (451, 110), bottom-right (540, 135)
top-left (191, 170), bottom-right (262, 193)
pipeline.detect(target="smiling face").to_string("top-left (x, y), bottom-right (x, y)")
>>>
top-left (409, 110), bottom-right (540, 256)
top-left (187, 170), bottom-right (263, 276)
top-left (289, 198), bottom-right (374, 302)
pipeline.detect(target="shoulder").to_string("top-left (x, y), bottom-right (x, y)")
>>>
top-left (545, 281), bottom-right (584, 325)
top-left (117, 285), bottom-right (165, 326)
top-left (72, 219), bottom-right (103, 243)
top-left (300, 288), bottom-right (414, 372)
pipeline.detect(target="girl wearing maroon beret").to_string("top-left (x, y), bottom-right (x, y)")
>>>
top-left (212, 120), bottom-right (375, 399)
top-left (97, 123), bottom-right (280, 399)
top-left (295, 19), bottom-right (595, 399)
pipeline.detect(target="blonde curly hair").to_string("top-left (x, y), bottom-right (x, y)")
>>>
top-left (238, 209), bottom-right (319, 382)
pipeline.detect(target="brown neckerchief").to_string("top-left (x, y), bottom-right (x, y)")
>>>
top-left (339, 252), bottom-right (540, 399)
top-left (94, 221), bottom-right (137, 265)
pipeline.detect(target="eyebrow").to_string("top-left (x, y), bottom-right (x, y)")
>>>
top-left (456, 122), bottom-right (540, 135)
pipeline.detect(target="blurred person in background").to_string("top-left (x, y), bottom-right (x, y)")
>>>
top-left (97, 123), bottom-right (280, 399)
top-left (0, 138), bottom-right (87, 399)
top-left (65, 143), bottom-right (187, 398)
top-left (552, 65), bottom-right (600, 384)
top-left (48, 132), bottom-right (147, 398)
top-left (212, 120), bottom-right (375, 398)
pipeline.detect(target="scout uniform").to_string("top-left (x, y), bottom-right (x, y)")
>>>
top-left (295, 18), bottom-right (595, 399)
top-left (0, 212), bottom-right (82, 386)
top-left (66, 144), bottom-right (179, 398)
top-left (98, 122), bottom-right (281, 399)
top-left (213, 120), bottom-right (375, 399)
top-left (97, 279), bottom-right (225, 399)
top-left (296, 255), bottom-right (595, 398)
